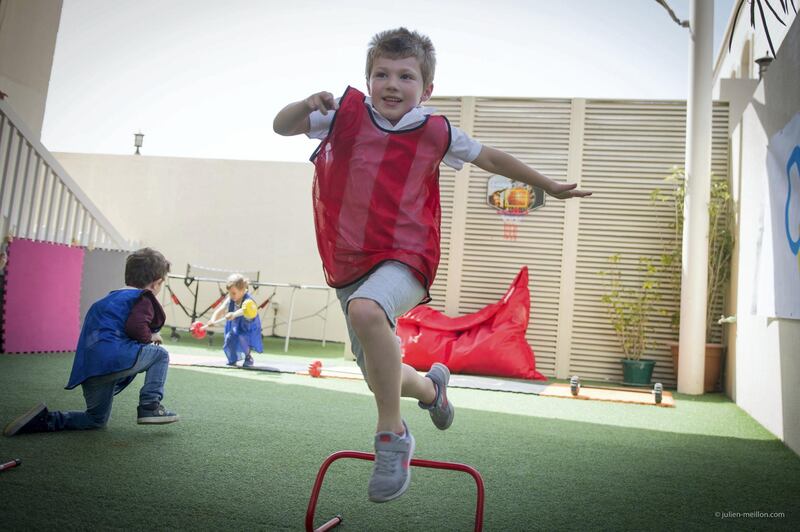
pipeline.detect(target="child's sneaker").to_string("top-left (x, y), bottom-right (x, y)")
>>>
top-left (368, 421), bottom-right (415, 503)
top-left (4, 403), bottom-right (50, 436)
top-left (136, 403), bottom-right (179, 424)
top-left (418, 363), bottom-right (454, 430)
top-left (243, 355), bottom-right (255, 368)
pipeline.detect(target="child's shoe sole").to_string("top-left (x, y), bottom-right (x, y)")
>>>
top-left (3, 403), bottom-right (47, 436)
top-left (137, 414), bottom-right (179, 425)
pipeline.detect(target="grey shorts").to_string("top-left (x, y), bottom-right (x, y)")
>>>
top-left (336, 261), bottom-right (426, 379)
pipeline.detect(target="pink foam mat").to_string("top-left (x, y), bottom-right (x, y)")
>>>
top-left (3, 239), bottom-right (84, 353)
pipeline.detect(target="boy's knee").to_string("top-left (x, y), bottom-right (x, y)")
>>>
top-left (154, 345), bottom-right (169, 362)
top-left (86, 412), bottom-right (110, 429)
top-left (348, 299), bottom-right (387, 333)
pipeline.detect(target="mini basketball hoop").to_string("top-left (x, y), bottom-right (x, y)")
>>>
top-left (487, 174), bottom-right (542, 242)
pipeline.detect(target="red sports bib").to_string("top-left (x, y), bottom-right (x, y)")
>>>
top-left (311, 87), bottom-right (451, 292)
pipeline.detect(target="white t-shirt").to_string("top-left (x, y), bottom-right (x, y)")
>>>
top-left (306, 96), bottom-right (483, 171)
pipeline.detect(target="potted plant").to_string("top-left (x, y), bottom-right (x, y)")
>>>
top-left (598, 254), bottom-right (663, 386)
top-left (651, 167), bottom-right (735, 391)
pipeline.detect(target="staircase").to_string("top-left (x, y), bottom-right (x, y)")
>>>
top-left (0, 98), bottom-right (130, 250)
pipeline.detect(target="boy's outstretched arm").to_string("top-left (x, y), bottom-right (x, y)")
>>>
top-left (273, 92), bottom-right (338, 136)
top-left (472, 146), bottom-right (592, 199)
top-left (203, 296), bottom-right (230, 330)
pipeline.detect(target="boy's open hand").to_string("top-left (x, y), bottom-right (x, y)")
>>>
top-left (151, 332), bottom-right (163, 345)
top-left (548, 182), bottom-right (592, 199)
top-left (305, 91), bottom-right (338, 115)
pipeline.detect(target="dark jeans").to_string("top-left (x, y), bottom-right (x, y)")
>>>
top-left (49, 344), bottom-right (170, 430)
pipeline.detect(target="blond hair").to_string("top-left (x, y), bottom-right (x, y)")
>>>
top-left (365, 28), bottom-right (436, 87)
top-left (226, 273), bottom-right (249, 291)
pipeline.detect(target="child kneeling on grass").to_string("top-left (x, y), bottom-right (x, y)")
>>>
top-left (4, 247), bottom-right (179, 436)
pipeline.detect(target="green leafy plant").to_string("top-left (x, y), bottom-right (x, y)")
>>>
top-left (650, 167), bottom-right (735, 342)
top-left (598, 254), bottom-right (663, 360)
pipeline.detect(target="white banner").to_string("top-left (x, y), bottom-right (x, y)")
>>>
top-left (757, 112), bottom-right (800, 319)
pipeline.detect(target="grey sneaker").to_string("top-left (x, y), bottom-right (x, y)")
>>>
top-left (4, 403), bottom-right (50, 436)
top-left (368, 421), bottom-right (415, 503)
top-left (137, 403), bottom-right (179, 425)
top-left (243, 355), bottom-right (255, 368)
top-left (419, 363), bottom-right (454, 430)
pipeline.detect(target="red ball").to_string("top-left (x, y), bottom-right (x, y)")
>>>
top-left (190, 321), bottom-right (206, 339)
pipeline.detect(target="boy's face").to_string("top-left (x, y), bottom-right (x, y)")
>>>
top-left (367, 55), bottom-right (433, 125)
top-left (228, 286), bottom-right (245, 303)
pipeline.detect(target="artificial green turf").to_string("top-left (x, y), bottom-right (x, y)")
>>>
top-left (1, 353), bottom-right (798, 531)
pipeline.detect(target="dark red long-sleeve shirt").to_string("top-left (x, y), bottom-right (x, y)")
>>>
top-left (124, 290), bottom-right (166, 343)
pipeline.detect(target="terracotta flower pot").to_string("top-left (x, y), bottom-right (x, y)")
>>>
top-left (668, 341), bottom-right (724, 392)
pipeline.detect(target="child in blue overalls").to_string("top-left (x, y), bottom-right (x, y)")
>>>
top-left (208, 274), bottom-right (263, 368)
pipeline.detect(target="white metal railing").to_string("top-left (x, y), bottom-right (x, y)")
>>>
top-left (0, 98), bottom-right (130, 250)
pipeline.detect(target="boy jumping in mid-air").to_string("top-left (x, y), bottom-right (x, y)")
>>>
top-left (4, 247), bottom-right (179, 436)
top-left (273, 27), bottom-right (590, 502)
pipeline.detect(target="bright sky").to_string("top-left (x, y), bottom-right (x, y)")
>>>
top-left (41, 0), bottom-right (735, 163)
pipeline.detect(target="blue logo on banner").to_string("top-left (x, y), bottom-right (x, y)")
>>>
top-left (786, 145), bottom-right (800, 257)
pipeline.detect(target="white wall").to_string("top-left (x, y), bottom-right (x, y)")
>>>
top-left (0, 0), bottom-right (62, 138)
top-left (732, 15), bottom-right (800, 456)
top-left (53, 153), bottom-right (348, 346)
top-left (53, 94), bottom-right (732, 388)
top-left (713, 3), bottom-right (796, 94)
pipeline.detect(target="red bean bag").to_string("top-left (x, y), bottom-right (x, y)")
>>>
top-left (397, 266), bottom-right (546, 380)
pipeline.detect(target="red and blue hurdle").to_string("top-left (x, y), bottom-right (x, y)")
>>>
top-left (305, 450), bottom-right (485, 532)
